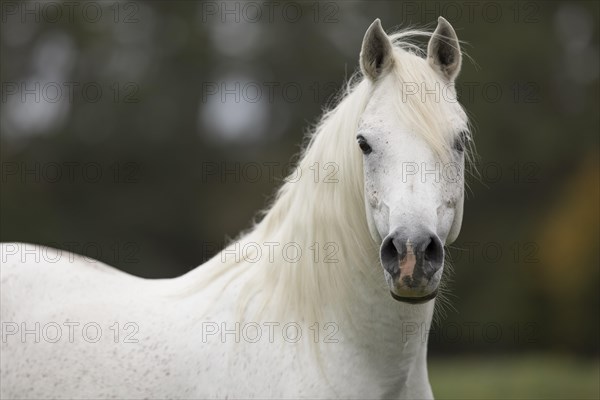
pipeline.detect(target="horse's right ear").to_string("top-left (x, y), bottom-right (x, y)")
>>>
top-left (360, 19), bottom-right (394, 81)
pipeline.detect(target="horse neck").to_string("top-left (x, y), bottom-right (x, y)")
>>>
top-left (249, 81), bottom-right (436, 348)
top-left (263, 90), bottom-right (435, 385)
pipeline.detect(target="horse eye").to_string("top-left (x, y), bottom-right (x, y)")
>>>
top-left (357, 136), bottom-right (372, 154)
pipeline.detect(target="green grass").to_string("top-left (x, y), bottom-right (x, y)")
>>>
top-left (429, 354), bottom-right (599, 399)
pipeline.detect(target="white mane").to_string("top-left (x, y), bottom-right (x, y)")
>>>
top-left (180, 29), bottom-right (471, 324)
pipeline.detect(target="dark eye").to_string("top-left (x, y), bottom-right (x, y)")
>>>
top-left (357, 135), bottom-right (372, 154)
top-left (454, 131), bottom-right (468, 152)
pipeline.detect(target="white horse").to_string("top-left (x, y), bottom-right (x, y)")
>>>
top-left (1, 17), bottom-right (470, 399)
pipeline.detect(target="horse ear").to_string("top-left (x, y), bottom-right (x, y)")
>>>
top-left (360, 19), bottom-right (394, 81)
top-left (427, 17), bottom-right (462, 81)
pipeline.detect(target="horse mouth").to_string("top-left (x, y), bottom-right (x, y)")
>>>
top-left (389, 290), bottom-right (438, 304)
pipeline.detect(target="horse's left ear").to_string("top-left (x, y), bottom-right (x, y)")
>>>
top-left (427, 17), bottom-right (462, 81)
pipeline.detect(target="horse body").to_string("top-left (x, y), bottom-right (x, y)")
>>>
top-left (1, 243), bottom-right (433, 399)
top-left (1, 17), bottom-right (469, 399)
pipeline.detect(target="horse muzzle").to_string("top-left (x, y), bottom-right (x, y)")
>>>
top-left (380, 230), bottom-right (444, 304)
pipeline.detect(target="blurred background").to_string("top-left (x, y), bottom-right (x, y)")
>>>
top-left (1, 1), bottom-right (598, 398)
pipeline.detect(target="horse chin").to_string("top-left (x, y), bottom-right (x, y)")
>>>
top-left (389, 290), bottom-right (438, 304)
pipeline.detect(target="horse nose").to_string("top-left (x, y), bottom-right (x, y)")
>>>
top-left (380, 231), bottom-right (444, 281)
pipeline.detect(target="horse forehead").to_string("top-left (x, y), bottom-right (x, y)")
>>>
top-left (358, 104), bottom-right (409, 134)
top-left (363, 89), bottom-right (466, 133)
top-left (358, 115), bottom-right (426, 148)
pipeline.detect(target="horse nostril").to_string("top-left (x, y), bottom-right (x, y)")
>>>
top-left (423, 235), bottom-right (444, 270)
top-left (380, 235), bottom-right (401, 271)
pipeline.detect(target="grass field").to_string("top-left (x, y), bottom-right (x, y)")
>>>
top-left (429, 355), bottom-right (599, 399)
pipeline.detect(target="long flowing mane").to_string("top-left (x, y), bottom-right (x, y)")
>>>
top-left (179, 28), bottom-right (471, 324)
